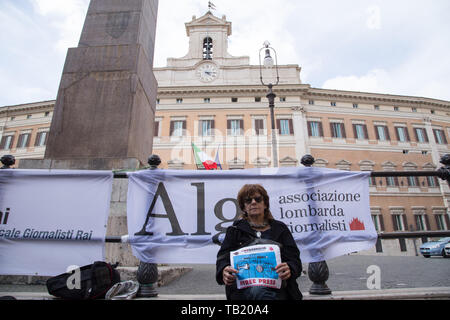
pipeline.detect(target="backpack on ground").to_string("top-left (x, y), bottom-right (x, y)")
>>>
top-left (46, 261), bottom-right (121, 300)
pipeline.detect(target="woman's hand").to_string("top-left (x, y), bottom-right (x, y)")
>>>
top-left (275, 262), bottom-right (291, 280)
top-left (222, 266), bottom-right (238, 285)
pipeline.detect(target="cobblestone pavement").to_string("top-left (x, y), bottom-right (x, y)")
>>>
top-left (156, 254), bottom-right (450, 295)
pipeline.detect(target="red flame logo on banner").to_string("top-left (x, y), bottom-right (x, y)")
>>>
top-left (349, 218), bottom-right (365, 231)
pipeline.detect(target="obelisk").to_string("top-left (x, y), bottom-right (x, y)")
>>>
top-left (42, 0), bottom-right (159, 170)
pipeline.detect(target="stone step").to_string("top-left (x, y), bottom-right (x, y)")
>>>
top-left (0, 265), bottom-right (193, 287)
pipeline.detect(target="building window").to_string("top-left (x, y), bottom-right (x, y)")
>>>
top-left (45, 111), bottom-right (50, 117)
top-left (353, 124), bottom-right (368, 140)
top-left (278, 119), bottom-right (293, 135)
top-left (308, 100), bottom-right (314, 105)
top-left (204, 98), bottom-right (211, 103)
top-left (34, 131), bottom-right (48, 147)
top-left (199, 120), bottom-right (214, 136)
top-left (433, 129), bottom-right (447, 144)
top-left (228, 119), bottom-right (243, 136)
top-left (374, 105), bottom-right (380, 110)
top-left (435, 214), bottom-right (447, 230)
top-left (231, 97), bottom-right (238, 103)
top-left (330, 123), bottom-right (346, 138)
top-left (386, 176), bottom-right (398, 187)
top-left (395, 127), bottom-right (410, 142)
top-left (430, 109), bottom-right (435, 114)
top-left (17, 133), bottom-right (31, 149)
top-left (176, 98), bottom-right (183, 104)
top-left (415, 215), bottom-right (426, 231)
top-left (170, 120), bottom-right (186, 136)
top-left (255, 97), bottom-right (261, 102)
top-left (0, 135), bottom-right (14, 150)
top-left (156, 99), bottom-right (160, 104)
top-left (427, 176), bottom-right (438, 188)
top-left (414, 128), bottom-right (429, 143)
top-left (27, 114), bottom-right (32, 119)
top-left (279, 97), bottom-right (286, 102)
top-left (412, 107), bottom-right (417, 112)
top-left (372, 215), bottom-right (382, 232)
top-left (330, 102), bottom-right (336, 107)
top-left (253, 119), bottom-right (265, 135)
top-left (394, 106), bottom-right (399, 111)
top-left (203, 37), bottom-right (213, 60)
top-left (407, 176), bottom-right (419, 187)
top-left (374, 125), bottom-right (390, 141)
top-left (393, 214), bottom-right (405, 231)
top-left (307, 121), bottom-right (323, 137)
top-left (353, 103), bottom-right (358, 109)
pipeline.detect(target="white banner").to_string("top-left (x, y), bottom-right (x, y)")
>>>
top-left (0, 169), bottom-right (113, 276)
top-left (127, 167), bottom-right (378, 264)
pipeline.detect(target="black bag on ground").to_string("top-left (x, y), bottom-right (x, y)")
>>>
top-left (46, 261), bottom-right (121, 300)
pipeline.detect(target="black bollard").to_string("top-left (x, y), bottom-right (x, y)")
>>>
top-left (301, 154), bottom-right (332, 295)
top-left (136, 155), bottom-right (161, 298)
top-left (0, 155), bottom-right (15, 169)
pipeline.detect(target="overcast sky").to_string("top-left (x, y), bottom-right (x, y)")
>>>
top-left (1, 0), bottom-right (450, 106)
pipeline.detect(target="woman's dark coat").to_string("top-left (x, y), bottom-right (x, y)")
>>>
top-left (216, 219), bottom-right (303, 300)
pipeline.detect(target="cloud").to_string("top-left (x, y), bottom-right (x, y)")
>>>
top-left (366, 6), bottom-right (381, 30)
top-left (322, 69), bottom-right (391, 94)
top-left (30, 0), bottom-right (89, 52)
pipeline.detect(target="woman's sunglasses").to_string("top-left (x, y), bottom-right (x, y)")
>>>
top-left (244, 196), bottom-right (263, 204)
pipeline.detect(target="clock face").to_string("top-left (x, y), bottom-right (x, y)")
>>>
top-left (197, 63), bottom-right (218, 82)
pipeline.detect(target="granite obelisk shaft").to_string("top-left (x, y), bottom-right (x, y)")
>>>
top-left (44, 0), bottom-right (159, 169)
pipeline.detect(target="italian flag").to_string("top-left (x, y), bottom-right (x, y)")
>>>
top-left (192, 143), bottom-right (218, 170)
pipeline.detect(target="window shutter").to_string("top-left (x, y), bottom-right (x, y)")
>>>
top-left (435, 215), bottom-right (442, 229)
top-left (330, 123), bottom-right (335, 138)
top-left (392, 215), bottom-right (398, 231)
top-left (413, 128), bottom-right (419, 142)
top-left (276, 119), bottom-right (281, 134)
top-left (385, 127), bottom-right (391, 141)
top-left (379, 215), bottom-right (385, 231)
top-left (424, 214), bottom-right (430, 230)
top-left (395, 127), bottom-right (400, 141)
top-left (0, 136), bottom-right (6, 149)
top-left (363, 125), bottom-right (369, 140)
top-left (442, 130), bottom-right (448, 144)
top-left (35, 132), bottom-right (42, 146)
top-left (424, 129), bottom-right (429, 142)
top-left (341, 123), bottom-right (346, 138)
top-left (154, 121), bottom-right (159, 137)
top-left (375, 126), bottom-right (380, 140)
top-left (318, 122), bottom-right (323, 137)
top-left (405, 128), bottom-right (410, 142)
top-left (444, 214), bottom-right (450, 230)
top-left (289, 119), bottom-right (294, 134)
top-left (403, 215), bottom-right (409, 231)
top-left (240, 120), bottom-right (244, 135)
top-left (352, 124), bottom-right (357, 139)
top-left (198, 121), bottom-right (203, 136)
top-left (17, 134), bottom-right (24, 148)
top-left (211, 120), bottom-right (215, 136)
top-left (307, 122), bottom-right (312, 136)
top-left (169, 121), bottom-right (174, 136)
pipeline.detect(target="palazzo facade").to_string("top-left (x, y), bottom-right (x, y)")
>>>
top-left (1, 12), bottom-right (449, 233)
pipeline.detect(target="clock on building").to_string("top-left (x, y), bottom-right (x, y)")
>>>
top-left (196, 63), bottom-right (218, 82)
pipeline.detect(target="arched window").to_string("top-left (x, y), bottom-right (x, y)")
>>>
top-left (203, 37), bottom-right (213, 60)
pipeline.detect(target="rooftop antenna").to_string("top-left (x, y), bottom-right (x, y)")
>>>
top-left (208, 1), bottom-right (216, 12)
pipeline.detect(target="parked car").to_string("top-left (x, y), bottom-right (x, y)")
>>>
top-left (420, 237), bottom-right (450, 258)
top-left (445, 243), bottom-right (450, 258)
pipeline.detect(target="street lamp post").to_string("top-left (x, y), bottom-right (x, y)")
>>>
top-left (259, 41), bottom-right (280, 168)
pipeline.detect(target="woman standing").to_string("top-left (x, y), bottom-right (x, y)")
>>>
top-left (216, 184), bottom-right (303, 300)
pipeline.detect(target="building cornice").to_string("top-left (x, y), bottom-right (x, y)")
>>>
top-left (306, 87), bottom-right (450, 108)
top-left (0, 100), bottom-right (55, 115)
